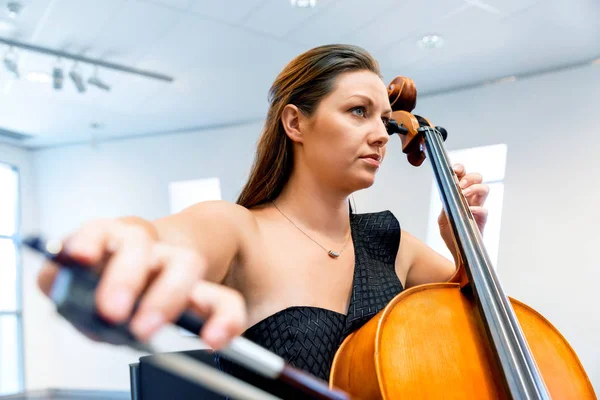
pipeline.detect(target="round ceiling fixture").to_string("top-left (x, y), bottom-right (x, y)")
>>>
top-left (290, 0), bottom-right (317, 8)
top-left (6, 1), bottom-right (24, 19)
top-left (417, 34), bottom-right (444, 49)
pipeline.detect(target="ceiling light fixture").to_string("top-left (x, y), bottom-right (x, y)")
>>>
top-left (53, 60), bottom-right (64, 90)
top-left (88, 67), bottom-right (110, 91)
top-left (6, 1), bottom-right (23, 19)
top-left (0, 36), bottom-right (173, 83)
top-left (417, 34), bottom-right (444, 49)
top-left (3, 47), bottom-right (19, 78)
top-left (69, 63), bottom-right (86, 93)
top-left (290, 0), bottom-right (317, 8)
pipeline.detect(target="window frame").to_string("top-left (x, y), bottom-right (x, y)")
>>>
top-left (0, 161), bottom-right (25, 394)
top-left (425, 144), bottom-right (507, 270)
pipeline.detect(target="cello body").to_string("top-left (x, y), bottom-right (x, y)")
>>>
top-left (329, 282), bottom-right (596, 399)
top-left (329, 76), bottom-right (597, 399)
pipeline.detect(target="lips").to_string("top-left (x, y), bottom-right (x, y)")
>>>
top-left (360, 153), bottom-right (382, 168)
top-left (361, 154), bottom-right (381, 162)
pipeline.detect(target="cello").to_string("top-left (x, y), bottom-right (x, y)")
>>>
top-left (329, 76), bottom-right (597, 399)
top-left (22, 75), bottom-right (596, 399)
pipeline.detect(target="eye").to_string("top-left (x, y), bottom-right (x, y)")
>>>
top-left (381, 117), bottom-right (390, 126)
top-left (351, 106), bottom-right (367, 118)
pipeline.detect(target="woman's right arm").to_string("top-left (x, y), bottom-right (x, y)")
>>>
top-left (37, 200), bottom-right (256, 348)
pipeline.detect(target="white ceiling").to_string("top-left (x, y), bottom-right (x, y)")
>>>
top-left (0, 0), bottom-right (598, 148)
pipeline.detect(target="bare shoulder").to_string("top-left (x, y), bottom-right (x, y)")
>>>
top-left (395, 228), bottom-right (456, 289)
top-left (178, 200), bottom-right (261, 248)
top-left (166, 200), bottom-right (258, 230)
top-left (181, 199), bottom-right (252, 215)
top-left (151, 200), bottom-right (260, 282)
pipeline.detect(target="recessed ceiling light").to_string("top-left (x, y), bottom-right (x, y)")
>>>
top-left (290, 0), bottom-right (317, 8)
top-left (417, 34), bottom-right (444, 49)
top-left (26, 71), bottom-right (52, 84)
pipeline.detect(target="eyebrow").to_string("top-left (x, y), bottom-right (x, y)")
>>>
top-left (348, 94), bottom-right (392, 115)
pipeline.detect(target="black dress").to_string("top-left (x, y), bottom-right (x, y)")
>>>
top-left (215, 210), bottom-right (404, 398)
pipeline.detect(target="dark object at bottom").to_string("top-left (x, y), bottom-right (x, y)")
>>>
top-left (134, 350), bottom-right (226, 400)
top-left (134, 349), bottom-right (327, 399)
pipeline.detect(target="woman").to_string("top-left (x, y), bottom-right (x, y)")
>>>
top-left (37, 44), bottom-right (489, 392)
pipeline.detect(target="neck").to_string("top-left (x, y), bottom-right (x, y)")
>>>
top-left (274, 167), bottom-right (351, 241)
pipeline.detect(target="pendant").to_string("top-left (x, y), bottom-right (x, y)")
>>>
top-left (328, 250), bottom-right (340, 258)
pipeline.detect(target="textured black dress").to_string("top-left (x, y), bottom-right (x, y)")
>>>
top-left (215, 210), bottom-right (404, 398)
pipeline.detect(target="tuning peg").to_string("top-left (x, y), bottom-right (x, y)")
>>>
top-left (435, 126), bottom-right (448, 141)
top-left (387, 119), bottom-right (409, 136)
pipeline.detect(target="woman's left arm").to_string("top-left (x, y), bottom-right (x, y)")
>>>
top-left (395, 164), bottom-right (490, 288)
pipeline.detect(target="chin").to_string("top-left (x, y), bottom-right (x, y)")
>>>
top-left (345, 173), bottom-right (377, 192)
top-left (360, 177), bottom-right (376, 189)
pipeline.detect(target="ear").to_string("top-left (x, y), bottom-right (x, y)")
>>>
top-left (281, 104), bottom-right (304, 144)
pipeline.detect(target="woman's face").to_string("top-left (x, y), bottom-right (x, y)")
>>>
top-left (299, 70), bottom-right (392, 193)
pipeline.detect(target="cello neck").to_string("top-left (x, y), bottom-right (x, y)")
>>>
top-left (420, 125), bottom-right (551, 400)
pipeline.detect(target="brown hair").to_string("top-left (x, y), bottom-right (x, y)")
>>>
top-left (236, 44), bottom-right (381, 209)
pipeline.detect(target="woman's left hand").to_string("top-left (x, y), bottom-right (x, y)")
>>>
top-left (438, 163), bottom-right (490, 258)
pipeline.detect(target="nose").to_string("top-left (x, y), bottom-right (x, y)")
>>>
top-left (368, 120), bottom-right (389, 148)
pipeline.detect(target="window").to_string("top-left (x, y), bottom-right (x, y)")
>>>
top-left (0, 162), bottom-right (23, 395)
top-left (425, 144), bottom-right (507, 270)
top-left (168, 177), bottom-right (222, 214)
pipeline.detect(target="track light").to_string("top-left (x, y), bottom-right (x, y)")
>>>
top-left (88, 67), bottom-right (110, 91)
top-left (69, 63), bottom-right (86, 93)
top-left (0, 36), bottom-right (173, 83)
top-left (52, 58), bottom-right (63, 90)
top-left (53, 65), bottom-right (63, 89)
top-left (88, 76), bottom-right (110, 90)
top-left (6, 2), bottom-right (23, 19)
top-left (3, 47), bottom-right (19, 78)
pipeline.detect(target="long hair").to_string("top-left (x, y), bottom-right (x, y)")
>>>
top-left (236, 44), bottom-right (381, 209)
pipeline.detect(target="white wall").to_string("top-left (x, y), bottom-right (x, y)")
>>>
top-left (26, 62), bottom-right (600, 392)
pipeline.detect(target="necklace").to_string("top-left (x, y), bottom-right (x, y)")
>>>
top-left (271, 200), bottom-right (351, 258)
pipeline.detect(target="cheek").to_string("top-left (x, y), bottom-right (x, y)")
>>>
top-left (325, 115), bottom-right (365, 149)
top-left (310, 117), bottom-right (356, 154)
top-left (306, 111), bottom-right (370, 171)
